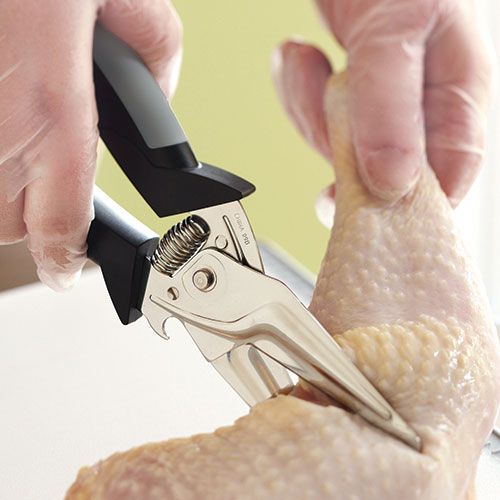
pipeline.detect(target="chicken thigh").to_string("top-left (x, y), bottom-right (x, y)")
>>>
top-left (66, 74), bottom-right (500, 500)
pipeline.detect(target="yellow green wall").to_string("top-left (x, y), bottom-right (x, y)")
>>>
top-left (97, 1), bottom-right (345, 273)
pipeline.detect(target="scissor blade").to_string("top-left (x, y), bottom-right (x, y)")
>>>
top-left (247, 288), bottom-right (422, 450)
top-left (257, 244), bottom-right (423, 449)
top-left (211, 345), bottom-right (293, 406)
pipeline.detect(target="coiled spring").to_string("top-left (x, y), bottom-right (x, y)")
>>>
top-left (151, 215), bottom-right (210, 276)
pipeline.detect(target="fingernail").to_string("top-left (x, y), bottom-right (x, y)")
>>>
top-left (315, 184), bottom-right (336, 229)
top-left (28, 237), bottom-right (86, 292)
top-left (162, 47), bottom-right (183, 98)
top-left (270, 41), bottom-right (303, 82)
top-left (270, 45), bottom-right (284, 79)
top-left (360, 147), bottom-right (421, 200)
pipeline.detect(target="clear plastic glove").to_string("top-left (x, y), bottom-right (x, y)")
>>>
top-left (271, 0), bottom-right (494, 225)
top-left (0, 0), bottom-right (182, 290)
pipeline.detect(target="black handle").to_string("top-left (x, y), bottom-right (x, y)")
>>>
top-left (93, 23), bottom-right (255, 217)
top-left (88, 188), bottom-right (159, 325)
top-left (88, 24), bottom-right (255, 324)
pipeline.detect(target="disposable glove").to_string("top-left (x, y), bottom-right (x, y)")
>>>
top-left (272, 0), bottom-right (494, 225)
top-left (0, 0), bottom-right (182, 290)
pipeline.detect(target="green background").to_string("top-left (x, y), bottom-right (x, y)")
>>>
top-left (97, 1), bottom-right (345, 273)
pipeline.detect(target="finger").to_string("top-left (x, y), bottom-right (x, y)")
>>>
top-left (0, 188), bottom-right (25, 244)
top-left (0, 144), bottom-right (33, 245)
top-left (317, 1), bottom-right (433, 200)
top-left (315, 183), bottom-right (336, 229)
top-left (271, 41), bottom-right (333, 160)
top-left (314, 0), bottom-right (346, 41)
top-left (424, 4), bottom-right (493, 205)
top-left (0, 20), bottom-right (46, 246)
top-left (99, 0), bottom-right (183, 98)
top-left (425, 88), bottom-right (485, 207)
top-left (24, 9), bottom-right (99, 291)
top-left (0, 120), bottom-right (49, 245)
top-left (25, 122), bottom-right (98, 291)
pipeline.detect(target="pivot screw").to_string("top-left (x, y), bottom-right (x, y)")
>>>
top-left (192, 269), bottom-right (216, 291)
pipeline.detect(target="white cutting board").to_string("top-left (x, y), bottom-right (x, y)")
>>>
top-left (0, 270), bottom-right (498, 499)
top-left (0, 270), bottom-right (247, 500)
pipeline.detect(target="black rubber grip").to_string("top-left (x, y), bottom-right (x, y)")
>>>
top-left (93, 25), bottom-right (255, 217)
top-left (88, 188), bottom-right (159, 325)
top-left (88, 25), bottom-right (255, 324)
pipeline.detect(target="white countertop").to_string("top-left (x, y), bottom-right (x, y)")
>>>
top-left (0, 270), bottom-right (498, 499)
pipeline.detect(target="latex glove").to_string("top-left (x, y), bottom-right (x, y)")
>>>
top-left (0, 0), bottom-right (182, 290)
top-left (271, 0), bottom-right (494, 225)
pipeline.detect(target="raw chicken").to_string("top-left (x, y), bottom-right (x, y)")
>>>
top-left (66, 74), bottom-right (500, 500)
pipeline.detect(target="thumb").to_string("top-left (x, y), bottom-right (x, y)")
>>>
top-left (99, 0), bottom-right (183, 98)
top-left (347, 36), bottom-right (427, 200)
top-left (316, 0), bottom-right (430, 200)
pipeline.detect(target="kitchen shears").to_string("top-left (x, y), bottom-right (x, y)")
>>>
top-left (88, 24), bottom-right (422, 451)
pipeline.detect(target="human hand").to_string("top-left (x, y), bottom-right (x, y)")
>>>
top-left (0, 0), bottom-right (182, 290)
top-left (271, 0), bottom-right (494, 225)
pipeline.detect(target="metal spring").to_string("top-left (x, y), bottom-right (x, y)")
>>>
top-left (151, 215), bottom-right (210, 276)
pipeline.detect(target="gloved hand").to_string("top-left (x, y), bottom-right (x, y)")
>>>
top-left (0, 0), bottom-right (182, 290)
top-left (271, 0), bottom-right (493, 226)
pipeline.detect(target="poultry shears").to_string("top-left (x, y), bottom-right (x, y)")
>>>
top-left (88, 23), bottom-right (422, 451)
